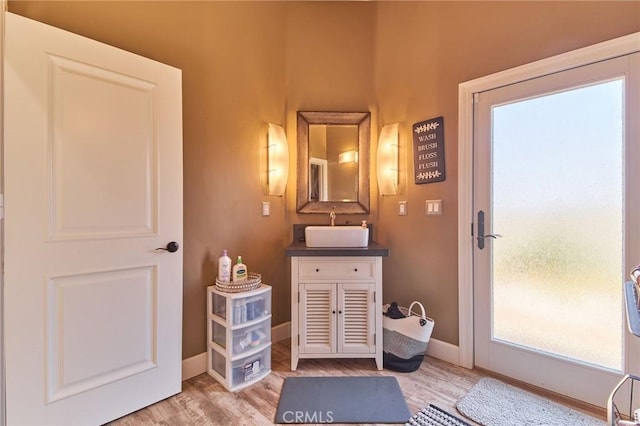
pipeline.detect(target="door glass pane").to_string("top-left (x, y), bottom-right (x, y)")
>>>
top-left (492, 79), bottom-right (624, 371)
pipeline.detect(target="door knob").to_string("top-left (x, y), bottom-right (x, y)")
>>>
top-left (156, 241), bottom-right (179, 253)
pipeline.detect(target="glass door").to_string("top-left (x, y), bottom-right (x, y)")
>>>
top-left (473, 53), bottom-right (639, 406)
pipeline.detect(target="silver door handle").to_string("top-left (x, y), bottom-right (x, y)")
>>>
top-left (481, 234), bottom-right (502, 240)
top-left (476, 211), bottom-right (501, 249)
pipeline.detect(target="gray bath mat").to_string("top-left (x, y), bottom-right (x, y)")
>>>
top-left (274, 376), bottom-right (411, 424)
top-left (456, 377), bottom-right (605, 426)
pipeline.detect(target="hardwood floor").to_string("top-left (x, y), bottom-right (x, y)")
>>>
top-left (108, 339), bottom-right (606, 425)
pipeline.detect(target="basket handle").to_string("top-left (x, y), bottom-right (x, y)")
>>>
top-left (407, 301), bottom-right (428, 326)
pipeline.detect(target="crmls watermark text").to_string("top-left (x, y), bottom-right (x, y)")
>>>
top-left (281, 410), bottom-right (335, 423)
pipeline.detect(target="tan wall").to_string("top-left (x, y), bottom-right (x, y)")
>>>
top-left (374, 1), bottom-right (640, 345)
top-left (7, 1), bottom-right (639, 358)
top-left (285, 1), bottom-right (377, 222)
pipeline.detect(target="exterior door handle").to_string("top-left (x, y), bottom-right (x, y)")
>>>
top-left (482, 234), bottom-right (502, 240)
top-left (476, 211), bottom-right (501, 249)
top-left (156, 241), bottom-right (179, 253)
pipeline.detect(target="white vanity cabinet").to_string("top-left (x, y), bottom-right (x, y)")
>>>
top-left (290, 256), bottom-right (383, 370)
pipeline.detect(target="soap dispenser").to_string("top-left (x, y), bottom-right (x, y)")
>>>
top-left (218, 250), bottom-right (232, 282)
top-left (232, 256), bottom-right (248, 282)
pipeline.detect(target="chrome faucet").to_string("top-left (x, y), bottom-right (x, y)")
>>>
top-left (329, 206), bottom-right (336, 226)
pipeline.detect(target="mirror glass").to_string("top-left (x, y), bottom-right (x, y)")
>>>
top-left (309, 124), bottom-right (359, 202)
top-left (297, 112), bottom-right (370, 214)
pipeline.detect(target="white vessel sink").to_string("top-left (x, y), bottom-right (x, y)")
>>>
top-left (305, 226), bottom-right (369, 248)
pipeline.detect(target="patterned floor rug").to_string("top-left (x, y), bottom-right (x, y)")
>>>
top-left (406, 404), bottom-right (472, 426)
top-left (455, 377), bottom-right (605, 426)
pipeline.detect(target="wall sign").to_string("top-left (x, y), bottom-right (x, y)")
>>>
top-left (413, 116), bottom-right (445, 184)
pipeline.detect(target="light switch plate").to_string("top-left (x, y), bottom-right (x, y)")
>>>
top-left (262, 201), bottom-right (270, 216)
top-left (425, 200), bottom-right (442, 215)
top-left (399, 201), bottom-right (407, 216)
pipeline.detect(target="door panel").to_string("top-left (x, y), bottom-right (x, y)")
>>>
top-left (338, 283), bottom-right (375, 354)
top-left (473, 53), bottom-right (639, 406)
top-left (49, 54), bottom-right (157, 239)
top-left (47, 266), bottom-right (156, 403)
top-left (300, 283), bottom-right (336, 354)
top-left (4, 13), bottom-right (183, 425)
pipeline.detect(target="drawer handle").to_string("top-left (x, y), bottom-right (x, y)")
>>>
top-left (315, 268), bottom-right (320, 272)
top-left (354, 268), bottom-right (358, 272)
top-left (332, 310), bottom-right (336, 314)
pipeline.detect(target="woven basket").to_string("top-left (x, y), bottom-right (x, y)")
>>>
top-left (215, 273), bottom-right (261, 293)
top-left (383, 329), bottom-right (429, 359)
top-left (383, 301), bottom-right (434, 359)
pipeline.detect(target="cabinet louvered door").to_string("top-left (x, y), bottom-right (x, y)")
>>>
top-left (338, 283), bottom-right (375, 354)
top-left (299, 284), bottom-right (336, 354)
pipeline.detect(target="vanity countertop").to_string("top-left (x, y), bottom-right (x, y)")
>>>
top-left (285, 240), bottom-right (390, 257)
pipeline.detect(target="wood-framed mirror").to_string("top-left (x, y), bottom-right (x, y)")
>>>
top-left (296, 111), bottom-right (370, 214)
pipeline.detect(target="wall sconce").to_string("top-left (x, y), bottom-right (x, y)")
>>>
top-left (268, 123), bottom-right (289, 196)
top-left (377, 123), bottom-right (399, 195)
top-left (338, 150), bottom-right (358, 164)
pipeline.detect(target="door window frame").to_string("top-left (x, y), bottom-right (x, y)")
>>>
top-left (1, 4), bottom-right (6, 426)
top-left (457, 32), bottom-right (640, 369)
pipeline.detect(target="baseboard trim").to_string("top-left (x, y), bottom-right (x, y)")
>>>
top-left (271, 321), bottom-right (291, 344)
top-left (425, 337), bottom-right (460, 365)
top-left (182, 352), bottom-right (207, 381)
top-left (182, 321), bottom-right (461, 381)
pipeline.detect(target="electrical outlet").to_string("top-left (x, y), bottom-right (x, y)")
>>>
top-left (399, 201), bottom-right (407, 216)
top-left (262, 201), bottom-right (270, 216)
top-left (425, 200), bottom-right (442, 215)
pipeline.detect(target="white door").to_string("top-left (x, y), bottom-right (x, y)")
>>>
top-left (4, 12), bottom-right (183, 425)
top-left (473, 53), bottom-right (639, 406)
